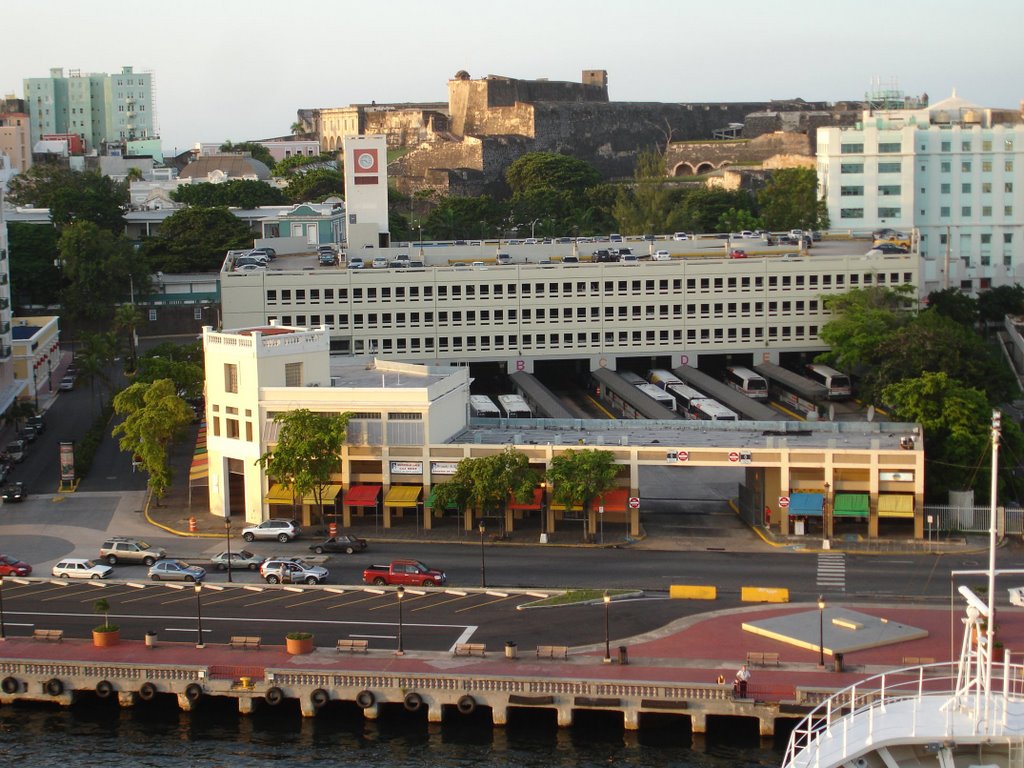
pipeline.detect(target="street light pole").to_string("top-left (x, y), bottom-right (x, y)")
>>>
top-left (417, 225), bottom-right (424, 259)
top-left (530, 218), bottom-right (540, 239)
top-left (0, 576), bottom-right (6, 640)
top-left (194, 583), bottom-right (204, 649)
top-left (818, 595), bottom-right (826, 668)
top-left (224, 517), bottom-right (233, 583)
top-left (823, 481), bottom-right (831, 548)
top-left (479, 520), bottom-right (487, 588)
top-left (396, 586), bottom-right (405, 656)
top-left (603, 591), bottom-right (612, 663)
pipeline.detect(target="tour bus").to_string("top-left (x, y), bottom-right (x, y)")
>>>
top-left (690, 400), bottom-right (739, 421)
top-left (647, 369), bottom-right (684, 390)
top-left (617, 370), bottom-right (647, 387)
top-left (469, 395), bottom-right (501, 418)
top-left (665, 383), bottom-right (712, 416)
top-left (496, 394), bottom-right (532, 419)
top-left (724, 366), bottom-right (769, 400)
top-left (804, 364), bottom-right (853, 400)
top-left (635, 382), bottom-right (677, 413)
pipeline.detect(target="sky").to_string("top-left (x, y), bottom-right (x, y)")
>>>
top-left (4, 0), bottom-right (1023, 153)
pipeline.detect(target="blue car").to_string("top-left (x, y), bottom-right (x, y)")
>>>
top-left (148, 559), bottom-right (206, 582)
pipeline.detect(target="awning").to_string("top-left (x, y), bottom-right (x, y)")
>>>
top-left (550, 500), bottom-right (584, 512)
top-left (789, 492), bottom-right (824, 517)
top-left (834, 493), bottom-right (870, 518)
top-left (385, 485), bottom-right (423, 508)
top-left (343, 484), bottom-right (381, 507)
top-left (264, 483), bottom-right (341, 506)
top-left (595, 487), bottom-right (629, 512)
top-left (424, 486), bottom-right (459, 511)
top-left (508, 488), bottom-right (543, 511)
top-left (878, 493), bottom-right (914, 519)
top-left (265, 483), bottom-right (294, 504)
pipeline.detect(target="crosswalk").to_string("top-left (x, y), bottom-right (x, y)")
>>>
top-left (817, 553), bottom-right (846, 592)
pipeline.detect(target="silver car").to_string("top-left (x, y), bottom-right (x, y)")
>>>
top-left (210, 550), bottom-right (264, 571)
top-left (52, 558), bottom-right (113, 580)
top-left (148, 559), bottom-right (206, 582)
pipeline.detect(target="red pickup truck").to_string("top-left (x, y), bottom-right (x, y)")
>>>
top-left (362, 559), bottom-right (447, 587)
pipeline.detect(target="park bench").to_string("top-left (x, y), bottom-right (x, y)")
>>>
top-left (535, 645), bottom-right (569, 659)
top-left (745, 651), bottom-right (780, 667)
top-left (337, 639), bottom-right (369, 653)
top-left (32, 629), bottom-right (63, 642)
top-left (229, 635), bottom-right (261, 650)
top-left (901, 656), bottom-right (935, 666)
top-left (453, 642), bottom-right (486, 657)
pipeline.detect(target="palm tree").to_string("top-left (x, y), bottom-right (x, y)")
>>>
top-left (113, 304), bottom-right (144, 373)
top-left (290, 121), bottom-right (307, 137)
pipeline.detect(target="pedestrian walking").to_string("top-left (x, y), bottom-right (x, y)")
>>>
top-left (734, 664), bottom-right (750, 698)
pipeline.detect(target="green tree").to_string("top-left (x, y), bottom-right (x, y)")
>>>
top-left (283, 168), bottom-right (344, 203)
top-left (423, 196), bottom-right (502, 240)
top-left (758, 167), bottom-right (825, 231)
top-left (7, 222), bottom-right (62, 308)
top-left (171, 179), bottom-right (288, 208)
top-left (274, 152), bottom-right (338, 177)
top-left (978, 284), bottom-right (1024, 325)
top-left (134, 345), bottom-right (204, 402)
top-left (817, 286), bottom-right (917, 374)
top-left (113, 304), bottom-right (144, 373)
top-left (430, 447), bottom-right (538, 523)
top-left (544, 449), bottom-right (619, 535)
top-left (611, 149), bottom-right (676, 235)
top-left (716, 206), bottom-right (764, 233)
top-left (676, 188), bottom-right (756, 234)
top-left (75, 332), bottom-right (118, 411)
top-left (112, 378), bottom-right (195, 500)
top-left (505, 152), bottom-right (601, 197)
top-left (256, 409), bottom-right (350, 529)
top-left (56, 222), bottom-right (140, 326)
top-left (926, 288), bottom-right (979, 326)
top-left (218, 140), bottom-right (275, 169)
top-left (142, 207), bottom-right (253, 272)
top-left (6, 164), bottom-right (128, 232)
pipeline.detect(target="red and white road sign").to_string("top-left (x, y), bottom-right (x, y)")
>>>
top-left (676, 450), bottom-right (689, 462)
top-left (628, 497), bottom-right (640, 509)
top-left (778, 496), bottom-right (790, 508)
top-left (728, 451), bottom-right (740, 462)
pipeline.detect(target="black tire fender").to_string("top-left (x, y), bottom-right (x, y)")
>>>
top-left (456, 695), bottom-right (476, 715)
top-left (138, 682), bottom-right (157, 701)
top-left (1, 676), bottom-right (19, 695)
top-left (45, 678), bottom-right (64, 697)
top-left (185, 683), bottom-right (203, 704)
top-left (355, 689), bottom-right (375, 709)
top-left (310, 688), bottom-right (330, 709)
top-left (265, 686), bottom-right (284, 706)
top-left (403, 691), bottom-right (423, 712)
top-left (95, 680), bottom-right (114, 699)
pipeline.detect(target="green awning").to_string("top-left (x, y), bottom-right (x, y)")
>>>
top-left (833, 493), bottom-right (870, 518)
top-left (424, 487), bottom-right (459, 511)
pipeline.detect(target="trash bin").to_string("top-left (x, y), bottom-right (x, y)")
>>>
top-left (505, 641), bottom-right (518, 660)
top-left (618, 645), bottom-right (629, 665)
top-left (834, 653), bottom-right (844, 673)
top-left (145, 631), bottom-right (157, 649)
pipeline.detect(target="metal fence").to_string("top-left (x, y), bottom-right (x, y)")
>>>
top-left (923, 505), bottom-right (1023, 536)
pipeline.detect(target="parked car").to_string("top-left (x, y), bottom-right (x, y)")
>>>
top-left (562, 255), bottom-right (580, 264)
top-left (234, 263), bottom-right (266, 272)
top-left (148, 559), bottom-right (206, 582)
top-left (729, 249), bottom-right (748, 259)
top-left (5, 440), bottom-right (26, 462)
top-left (496, 252), bottom-right (512, 265)
top-left (52, 558), bottom-right (113, 580)
top-left (347, 257), bottom-right (364, 270)
top-left (867, 244), bottom-right (909, 255)
top-left (58, 376), bottom-right (75, 392)
top-left (371, 257), bottom-right (388, 269)
top-left (19, 425), bottom-right (37, 443)
top-left (26, 415), bottom-right (44, 434)
top-left (1, 482), bottom-right (26, 502)
top-left (653, 250), bottom-right (671, 261)
top-left (0, 554), bottom-right (32, 576)
top-left (210, 550), bottom-right (265, 571)
top-left (318, 252), bottom-right (337, 266)
top-left (363, 559), bottom-right (446, 587)
top-left (99, 537), bottom-right (166, 566)
top-left (309, 535), bottom-right (368, 555)
top-left (620, 252), bottom-right (639, 263)
top-left (260, 558), bottom-right (329, 585)
top-left (242, 518), bottom-right (301, 543)
top-left (673, 232), bottom-right (690, 241)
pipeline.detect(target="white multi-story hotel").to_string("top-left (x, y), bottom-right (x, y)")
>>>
top-left (817, 92), bottom-right (1024, 296)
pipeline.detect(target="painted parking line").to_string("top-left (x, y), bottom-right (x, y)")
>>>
top-left (454, 594), bottom-right (516, 613)
top-left (242, 591), bottom-right (305, 607)
top-left (410, 593), bottom-right (473, 612)
top-left (75, 587), bottom-right (148, 603)
top-left (327, 592), bottom-right (393, 610)
top-left (368, 592), bottom-right (433, 612)
top-left (278, 591), bottom-right (348, 609)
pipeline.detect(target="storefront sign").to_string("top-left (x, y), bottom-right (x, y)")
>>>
top-left (879, 471), bottom-right (914, 482)
top-left (429, 461), bottom-right (459, 476)
top-left (389, 461), bottom-right (423, 475)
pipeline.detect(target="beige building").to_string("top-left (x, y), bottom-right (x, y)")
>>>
top-left (0, 113), bottom-right (31, 172)
top-left (11, 315), bottom-right (60, 406)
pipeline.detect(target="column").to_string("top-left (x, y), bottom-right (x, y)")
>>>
top-left (118, 691), bottom-right (135, 709)
top-left (491, 705), bottom-right (508, 726)
top-left (177, 693), bottom-right (194, 712)
top-left (361, 704), bottom-right (380, 720)
top-left (427, 704), bottom-right (442, 723)
top-left (623, 708), bottom-right (640, 730)
top-left (237, 697), bottom-right (254, 714)
top-left (689, 712), bottom-right (706, 733)
top-left (556, 705), bottom-right (573, 728)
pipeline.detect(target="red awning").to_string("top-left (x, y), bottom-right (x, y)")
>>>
top-left (343, 485), bottom-right (381, 507)
top-left (508, 488), bottom-right (544, 511)
top-left (595, 487), bottom-right (629, 512)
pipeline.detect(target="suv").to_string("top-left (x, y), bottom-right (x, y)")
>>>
top-left (242, 518), bottom-right (301, 543)
top-left (318, 251), bottom-right (337, 266)
top-left (100, 537), bottom-right (166, 566)
top-left (260, 558), bottom-right (329, 585)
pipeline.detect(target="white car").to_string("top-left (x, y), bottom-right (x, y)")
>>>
top-left (52, 558), bottom-right (113, 580)
top-left (673, 232), bottom-right (690, 241)
top-left (234, 263), bottom-right (266, 272)
top-left (652, 250), bottom-right (671, 261)
top-left (371, 257), bottom-right (388, 269)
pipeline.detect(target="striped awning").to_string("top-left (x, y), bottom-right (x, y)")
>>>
top-left (834, 493), bottom-right (870, 518)
top-left (344, 484), bottom-right (381, 507)
top-left (385, 485), bottom-right (422, 508)
top-left (789, 492), bottom-right (824, 517)
top-left (878, 493), bottom-right (914, 519)
top-left (508, 488), bottom-right (543, 511)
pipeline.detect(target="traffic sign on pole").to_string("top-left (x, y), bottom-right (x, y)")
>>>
top-left (628, 497), bottom-right (640, 509)
top-left (676, 449), bottom-right (689, 462)
top-left (778, 495), bottom-right (790, 508)
top-left (728, 451), bottom-right (740, 462)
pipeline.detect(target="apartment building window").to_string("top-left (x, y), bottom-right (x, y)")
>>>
top-left (840, 163), bottom-right (864, 173)
top-left (840, 186), bottom-right (863, 196)
top-left (878, 162), bottom-right (901, 173)
top-left (1007, 183), bottom-right (1015, 193)
top-left (226, 419), bottom-right (240, 439)
top-left (1006, 206), bottom-right (1014, 216)
top-left (982, 140), bottom-right (992, 151)
top-left (941, 141), bottom-right (951, 152)
top-left (940, 206), bottom-right (951, 218)
top-left (877, 142), bottom-right (901, 153)
top-left (840, 208), bottom-right (864, 219)
top-left (841, 143), bottom-right (864, 153)
top-left (941, 161), bottom-right (951, 173)
top-left (962, 206), bottom-right (972, 217)
top-left (285, 362), bottom-right (302, 387)
top-left (982, 182), bottom-right (992, 193)
top-left (941, 183), bottom-right (950, 194)
top-left (962, 183), bottom-right (972, 194)
top-left (982, 160), bottom-right (992, 172)
top-left (962, 161), bottom-right (972, 172)
top-left (962, 140), bottom-right (972, 151)
top-left (1006, 139), bottom-right (1015, 150)
top-left (878, 207), bottom-right (901, 219)
top-left (983, 206), bottom-right (992, 217)
top-left (878, 185), bottom-right (901, 196)
top-left (224, 364), bottom-right (238, 393)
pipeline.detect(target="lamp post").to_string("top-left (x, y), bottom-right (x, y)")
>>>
top-left (479, 519), bottom-right (487, 588)
top-left (818, 595), bottom-right (826, 668)
top-left (0, 575), bottom-right (6, 640)
top-left (224, 517), bottom-right (233, 583)
top-left (194, 583), bottom-right (204, 649)
top-left (396, 585), bottom-right (405, 656)
top-left (530, 218), bottom-right (540, 239)
top-left (417, 225), bottom-right (424, 259)
top-left (603, 590), bottom-right (612, 663)
top-left (823, 481), bottom-right (831, 547)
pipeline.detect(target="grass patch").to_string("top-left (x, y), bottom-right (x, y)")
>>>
top-left (529, 588), bottom-right (633, 607)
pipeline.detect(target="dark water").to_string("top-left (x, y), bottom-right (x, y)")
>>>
top-left (0, 696), bottom-right (786, 767)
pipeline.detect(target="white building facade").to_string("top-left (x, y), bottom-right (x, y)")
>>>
top-left (817, 93), bottom-right (1024, 296)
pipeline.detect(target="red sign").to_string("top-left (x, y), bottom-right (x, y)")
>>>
top-left (728, 451), bottom-right (740, 462)
top-left (778, 496), bottom-right (790, 508)
top-left (628, 497), bottom-right (640, 509)
top-left (676, 450), bottom-right (689, 462)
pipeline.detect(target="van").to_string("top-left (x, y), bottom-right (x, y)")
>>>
top-left (496, 253), bottom-right (512, 265)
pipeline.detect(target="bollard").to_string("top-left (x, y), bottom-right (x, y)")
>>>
top-left (188, 516), bottom-right (197, 533)
top-left (328, 522), bottom-right (338, 537)
top-left (145, 631), bottom-right (157, 649)
top-left (834, 652), bottom-right (844, 673)
top-left (505, 641), bottom-right (518, 660)
top-left (618, 645), bottom-right (628, 665)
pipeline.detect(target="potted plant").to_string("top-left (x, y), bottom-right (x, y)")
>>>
top-left (92, 598), bottom-right (120, 647)
top-left (285, 631), bottom-right (314, 655)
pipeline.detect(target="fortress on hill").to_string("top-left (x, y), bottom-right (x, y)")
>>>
top-left (304, 70), bottom-right (859, 195)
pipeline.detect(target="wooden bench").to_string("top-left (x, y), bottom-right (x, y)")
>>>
top-left (453, 642), bottom-right (486, 657)
top-left (901, 656), bottom-right (935, 666)
top-left (32, 629), bottom-right (63, 642)
top-left (229, 635), bottom-right (261, 650)
top-left (337, 639), bottom-right (369, 653)
top-left (746, 651), bottom-right (780, 667)
top-left (536, 645), bottom-right (569, 659)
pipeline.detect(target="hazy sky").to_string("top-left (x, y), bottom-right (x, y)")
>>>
top-left (4, 0), bottom-right (1022, 152)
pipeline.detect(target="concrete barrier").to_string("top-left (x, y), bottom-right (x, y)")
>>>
top-left (741, 586), bottom-right (790, 603)
top-left (669, 584), bottom-right (717, 600)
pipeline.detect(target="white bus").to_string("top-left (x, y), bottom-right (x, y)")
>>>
top-left (691, 400), bottom-right (739, 421)
top-left (724, 366), bottom-right (769, 400)
top-left (804, 364), bottom-right (853, 400)
top-left (469, 395), bottom-right (501, 418)
top-left (647, 369), bottom-right (684, 390)
top-left (636, 382), bottom-right (677, 413)
top-left (496, 394), bottom-right (532, 418)
top-left (617, 370), bottom-right (647, 387)
top-left (666, 383), bottom-right (712, 416)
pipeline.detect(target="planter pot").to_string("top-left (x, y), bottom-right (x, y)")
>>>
top-left (286, 635), bottom-right (314, 655)
top-left (93, 628), bottom-right (121, 648)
